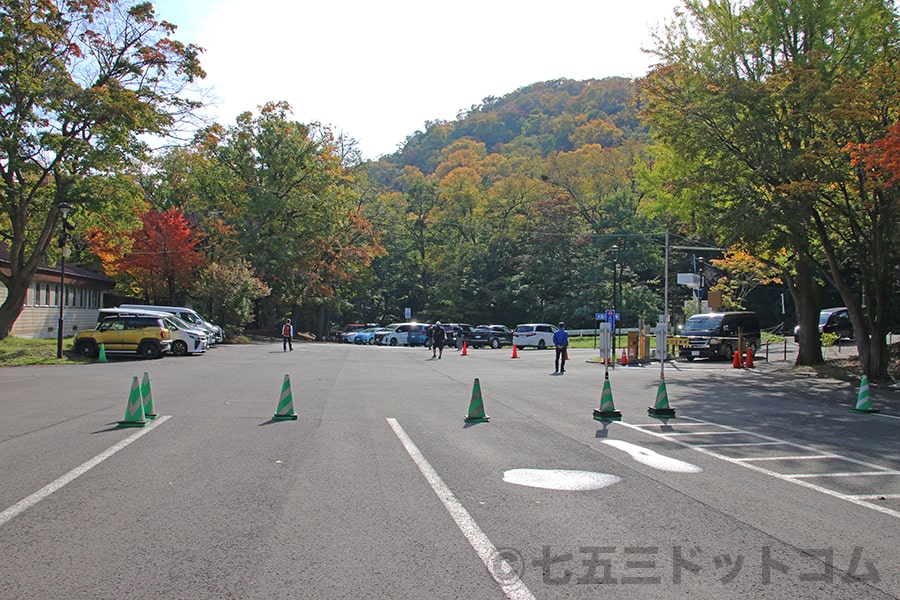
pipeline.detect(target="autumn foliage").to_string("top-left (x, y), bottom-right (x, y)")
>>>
top-left (116, 208), bottom-right (206, 302)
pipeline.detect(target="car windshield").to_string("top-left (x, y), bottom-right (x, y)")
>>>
top-left (683, 315), bottom-right (723, 332)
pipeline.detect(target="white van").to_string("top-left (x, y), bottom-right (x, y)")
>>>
top-left (118, 305), bottom-right (223, 344)
top-left (99, 308), bottom-right (209, 355)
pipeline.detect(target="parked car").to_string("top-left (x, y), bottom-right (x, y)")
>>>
top-left (118, 304), bottom-right (223, 344)
top-left (341, 323), bottom-right (377, 343)
top-left (465, 325), bottom-right (513, 349)
top-left (352, 326), bottom-right (382, 345)
top-left (406, 323), bottom-right (430, 347)
top-left (441, 323), bottom-right (474, 348)
top-left (74, 314), bottom-right (172, 359)
top-left (374, 322), bottom-right (420, 346)
top-left (679, 311), bottom-right (761, 360)
top-left (793, 307), bottom-right (854, 342)
top-left (99, 308), bottom-right (208, 356)
top-left (513, 323), bottom-right (557, 349)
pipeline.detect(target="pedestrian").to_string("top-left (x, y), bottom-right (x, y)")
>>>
top-left (282, 318), bottom-right (293, 352)
top-left (426, 324), bottom-right (434, 351)
top-left (432, 321), bottom-right (446, 359)
top-left (553, 321), bottom-right (569, 373)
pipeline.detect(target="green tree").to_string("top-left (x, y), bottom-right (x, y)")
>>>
top-left (195, 259), bottom-right (270, 335)
top-left (638, 0), bottom-right (900, 377)
top-left (0, 0), bottom-right (204, 338)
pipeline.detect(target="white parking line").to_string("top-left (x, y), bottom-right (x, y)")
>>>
top-left (0, 416), bottom-right (171, 528)
top-left (387, 418), bottom-right (536, 600)
top-left (788, 471), bottom-right (900, 479)
top-left (735, 455), bottom-right (841, 462)
top-left (616, 418), bottom-right (900, 520)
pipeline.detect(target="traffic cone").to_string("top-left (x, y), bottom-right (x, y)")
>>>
top-left (732, 350), bottom-right (743, 368)
top-left (140, 371), bottom-right (158, 419)
top-left (745, 347), bottom-right (755, 368)
top-left (273, 374), bottom-right (298, 420)
top-left (850, 375), bottom-right (879, 413)
top-left (648, 375), bottom-right (676, 418)
top-left (593, 373), bottom-right (622, 422)
top-left (461, 341), bottom-right (468, 356)
top-left (98, 343), bottom-right (107, 363)
top-left (464, 378), bottom-right (489, 423)
top-left (118, 376), bottom-right (148, 427)
top-left (511, 344), bottom-right (518, 359)
top-left (620, 349), bottom-right (628, 366)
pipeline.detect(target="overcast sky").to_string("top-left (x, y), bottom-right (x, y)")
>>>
top-left (152, 0), bottom-right (683, 160)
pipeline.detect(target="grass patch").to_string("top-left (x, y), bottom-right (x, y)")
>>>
top-left (0, 337), bottom-right (88, 366)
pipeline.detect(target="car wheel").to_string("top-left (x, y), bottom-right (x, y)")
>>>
top-left (490, 338), bottom-right (500, 349)
top-left (172, 340), bottom-right (189, 356)
top-left (722, 343), bottom-right (733, 360)
top-left (390, 338), bottom-right (398, 346)
top-left (537, 339), bottom-right (546, 350)
top-left (517, 345), bottom-right (524, 351)
top-left (369, 338), bottom-right (375, 345)
top-left (139, 342), bottom-right (161, 359)
top-left (75, 340), bottom-right (98, 358)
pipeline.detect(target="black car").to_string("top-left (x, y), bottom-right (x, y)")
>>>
top-left (465, 325), bottom-right (513, 349)
top-left (441, 323), bottom-right (474, 348)
top-left (793, 307), bottom-right (854, 342)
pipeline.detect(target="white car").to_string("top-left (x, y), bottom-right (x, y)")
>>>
top-left (512, 323), bottom-right (558, 349)
top-left (374, 323), bottom-right (419, 346)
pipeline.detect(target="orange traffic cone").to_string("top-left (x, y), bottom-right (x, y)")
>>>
top-left (745, 347), bottom-right (755, 368)
top-left (461, 341), bottom-right (468, 356)
top-left (511, 344), bottom-right (518, 359)
top-left (620, 349), bottom-right (628, 366)
top-left (732, 350), bottom-right (743, 368)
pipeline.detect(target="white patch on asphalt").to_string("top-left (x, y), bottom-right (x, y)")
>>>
top-left (502, 468), bottom-right (622, 491)
top-left (602, 439), bottom-right (703, 473)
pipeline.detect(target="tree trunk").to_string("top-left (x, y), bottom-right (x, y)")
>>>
top-left (0, 282), bottom-right (29, 339)
top-left (786, 259), bottom-right (824, 366)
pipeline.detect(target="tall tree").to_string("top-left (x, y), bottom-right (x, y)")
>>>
top-left (638, 0), bottom-right (900, 377)
top-left (116, 207), bottom-right (205, 303)
top-left (0, 0), bottom-right (204, 338)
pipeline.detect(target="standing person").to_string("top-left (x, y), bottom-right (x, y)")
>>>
top-left (431, 321), bottom-right (446, 359)
top-left (282, 318), bottom-right (293, 352)
top-left (553, 321), bottom-right (569, 373)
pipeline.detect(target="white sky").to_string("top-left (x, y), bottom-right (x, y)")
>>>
top-left (152, 0), bottom-right (682, 160)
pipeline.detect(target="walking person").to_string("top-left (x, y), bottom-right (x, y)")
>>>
top-left (282, 318), bottom-right (294, 352)
top-left (553, 321), bottom-right (569, 373)
top-left (432, 321), bottom-right (446, 359)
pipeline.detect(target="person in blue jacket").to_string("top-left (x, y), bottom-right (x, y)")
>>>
top-left (553, 321), bottom-right (569, 373)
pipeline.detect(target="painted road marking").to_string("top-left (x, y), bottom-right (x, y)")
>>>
top-left (602, 439), bottom-right (703, 473)
top-left (387, 418), bottom-right (536, 600)
top-left (618, 417), bottom-right (900, 519)
top-left (502, 468), bottom-right (621, 490)
top-left (0, 416), bottom-right (172, 528)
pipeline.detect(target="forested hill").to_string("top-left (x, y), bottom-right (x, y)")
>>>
top-left (370, 77), bottom-right (645, 177)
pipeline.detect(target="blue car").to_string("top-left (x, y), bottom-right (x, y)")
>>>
top-left (406, 323), bottom-right (429, 347)
top-left (353, 327), bottom-right (382, 345)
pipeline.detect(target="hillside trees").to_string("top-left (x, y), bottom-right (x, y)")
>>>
top-left (0, 0), bottom-right (204, 339)
top-left (638, 0), bottom-right (900, 377)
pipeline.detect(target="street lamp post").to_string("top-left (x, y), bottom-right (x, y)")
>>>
top-left (56, 202), bottom-right (73, 359)
top-left (611, 244), bottom-right (620, 361)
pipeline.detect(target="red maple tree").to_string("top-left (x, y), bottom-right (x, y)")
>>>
top-left (117, 207), bottom-right (206, 303)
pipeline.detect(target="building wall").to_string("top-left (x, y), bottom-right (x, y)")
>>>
top-left (0, 275), bottom-right (108, 339)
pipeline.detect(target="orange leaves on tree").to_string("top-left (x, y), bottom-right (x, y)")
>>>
top-left (117, 207), bottom-right (206, 301)
top-left (846, 121), bottom-right (900, 188)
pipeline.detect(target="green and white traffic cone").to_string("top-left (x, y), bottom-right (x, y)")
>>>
top-left (118, 376), bottom-right (148, 427)
top-left (273, 374), bottom-right (298, 420)
top-left (850, 375), bottom-right (879, 413)
top-left (140, 372), bottom-right (158, 419)
top-left (648, 375), bottom-right (676, 418)
top-left (593, 373), bottom-right (622, 422)
top-left (464, 378), bottom-right (490, 423)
